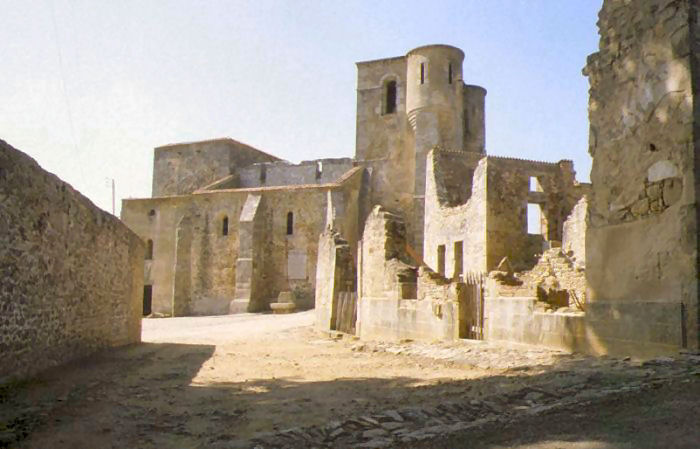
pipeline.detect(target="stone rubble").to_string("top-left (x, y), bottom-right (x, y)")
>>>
top-left (225, 345), bottom-right (700, 449)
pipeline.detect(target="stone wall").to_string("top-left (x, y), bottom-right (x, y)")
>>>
top-left (152, 138), bottom-right (279, 197)
top-left (237, 158), bottom-right (354, 188)
top-left (583, 0), bottom-right (699, 355)
top-left (1, 140), bottom-right (144, 383)
top-left (122, 193), bottom-right (245, 316)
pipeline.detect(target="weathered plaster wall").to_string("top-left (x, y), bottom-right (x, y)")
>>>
top-left (583, 0), bottom-right (699, 355)
top-left (1, 141), bottom-right (143, 383)
top-left (152, 138), bottom-right (279, 197)
top-left (423, 149), bottom-right (488, 275)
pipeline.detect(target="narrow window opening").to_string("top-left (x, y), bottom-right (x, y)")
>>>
top-left (143, 285), bottom-right (152, 316)
top-left (385, 80), bottom-right (397, 114)
top-left (315, 161), bottom-right (323, 180)
top-left (529, 176), bottom-right (541, 192)
top-left (437, 244), bottom-right (446, 276)
top-left (222, 216), bottom-right (229, 236)
top-left (527, 203), bottom-right (543, 235)
top-left (146, 239), bottom-right (154, 260)
top-left (448, 63), bottom-right (453, 84)
top-left (453, 241), bottom-right (463, 278)
top-left (148, 209), bottom-right (156, 218)
top-left (286, 212), bottom-right (294, 235)
top-left (259, 165), bottom-right (267, 184)
top-left (420, 63), bottom-right (425, 84)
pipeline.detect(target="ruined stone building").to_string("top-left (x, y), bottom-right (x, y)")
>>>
top-left (123, 30), bottom-right (700, 357)
top-left (122, 44), bottom-right (587, 328)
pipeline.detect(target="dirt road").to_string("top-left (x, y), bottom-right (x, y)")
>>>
top-left (1, 311), bottom-right (698, 449)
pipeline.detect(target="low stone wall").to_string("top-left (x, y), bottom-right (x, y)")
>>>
top-left (358, 296), bottom-right (460, 342)
top-left (0, 140), bottom-right (144, 383)
top-left (483, 296), bottom-right (587, 352)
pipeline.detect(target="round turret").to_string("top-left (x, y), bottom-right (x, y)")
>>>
top-left (405, 44), bottom-right (465, 149)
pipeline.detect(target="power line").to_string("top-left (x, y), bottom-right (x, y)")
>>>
top-left (47, 0), bottom-right (87, 187)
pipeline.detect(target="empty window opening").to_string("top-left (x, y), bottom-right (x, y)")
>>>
top-left (437, 244), bottom-right (446, 276)
top-left (143, 285), bottom-right (152, 316)
top-left (222, 216), bottom-right (229, 236)
top-left (145, 239), bottom-right (154, 260)
top-left (420, 63), bottom-right (425, 84)
top-left (453, 241), bottom-right (463, 277)
top-left (315, 161), bottom-right (323, 180)
top-left (259, 165), bottom-right (267, 184)
top-left (529, 176), bottom-right (541, 192)
top-left (385, 80), bottom-right (397, 114)
top-left (527, 203), bottom-right (543, 235)
top-left (286, 212), bottom-right (294, 235)
top-left (448, 63), bottom-right (453, 84)
top-left (148, 209), bottom-right (156, 218)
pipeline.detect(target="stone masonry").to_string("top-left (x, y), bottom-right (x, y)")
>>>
top-left (583, 0), bottom-right (700, 355)
top-left (0, 140), bottom-right (144, 383)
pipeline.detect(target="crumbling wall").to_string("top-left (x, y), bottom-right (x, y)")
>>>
top-left (485, 157), bottom-right (582, 272)
top-left (357, 207), bottom-right (464, 341)
top-left (562, 196), bottom-right (588, 267)
top-left (423, 149), bottom-right (487, 275)
top-left (583, 0), bottom-right (699, 355)
top-left (1, 141), bottom-right (143, 383)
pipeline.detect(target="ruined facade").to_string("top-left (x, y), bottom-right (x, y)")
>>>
top-left (1, 140), bottom-right (144, 383)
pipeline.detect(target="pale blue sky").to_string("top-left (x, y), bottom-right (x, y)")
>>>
top-left (1, 1), bottom-right (601, 214)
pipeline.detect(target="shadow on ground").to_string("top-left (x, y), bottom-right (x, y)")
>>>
top-left (1, 337), bottom-right (696, 449)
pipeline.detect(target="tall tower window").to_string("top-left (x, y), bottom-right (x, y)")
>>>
top-left (222, 216), bottom-right (229, 236)
top-left (385, 80), bottom-right (397, 114)
top-left (146, 239), bottom-right (154, 260)
top-left (286, 212), bottom-right (294, 235)
top-left (420, 63), bottom-right (425, 84)
top-left (448, 63), bottom-right (453, 84)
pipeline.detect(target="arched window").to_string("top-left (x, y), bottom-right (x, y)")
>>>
top-left (286, 212), bottom-right (294, 235)
top-left (222, 216), bottom-right (229, 236)
top-left (145, 239), bottom-right (153, 260)
top-left (385, 80), bottom-right (397, 114)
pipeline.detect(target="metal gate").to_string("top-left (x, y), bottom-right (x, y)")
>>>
top-left (459, 272), bottom-right (484, 340)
